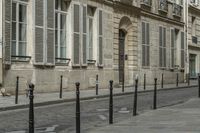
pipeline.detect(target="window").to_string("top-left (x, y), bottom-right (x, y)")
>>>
top-left (142, 22), bottom-right (150, 67)
top-left (181, 32), bottom-right (185, 68)
top-left (87, 6), bottom-right (96, 61)
top-left (171, 29), bottom-right (175, 68)
top-left (192, 16), bottom-right (196, 36)
top-left (12, 1), bottom-right (27, 58)
top-left (55, 0), bottom-right (68, 63)
top-left (159, 26), bottom-right (166, 67)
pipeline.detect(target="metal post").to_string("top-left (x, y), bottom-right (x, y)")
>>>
top-left (29, 83), bottom-right (35, 133)
top-left (76, 82), bottom-right (80, 133)
top-left (144, 74), bottom-right (146, 91)
top-left (133, 79), bottom-right (138, 116)
top-left (153, 78), bottom-right (157, 110)
top-left (96, 75), bottom-right (98, 95)
top-left (188, 73), bottom-right (190, 86)
top-left (161, 73), bottom-right (164, 88)
top-left (109, 80), bottom-right (113, 124)
top-left (176, 73), bottom-right (179, 87)
top-left (198, 75), bottom-right (200, 98)
top-left (60, 75), bottom-right (63, 99)
top-left (122, 74), bottom-right (124, 93)
top-left (15, 76), bottom-right (19, 104)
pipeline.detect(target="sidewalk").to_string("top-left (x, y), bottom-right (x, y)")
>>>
top-left (0, 80), bottom-right (198, 111)
top-left (87, 98), bottom-right (200, 133)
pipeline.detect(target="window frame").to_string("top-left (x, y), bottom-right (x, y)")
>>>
top-left (11, 0), bottom-right (28, 60)
top-left (142, 21), bottom-right (150, 67)
top-left (55, 0), bottom-right (68, 64)
top-left (159, 26), bottom-right (167, 68)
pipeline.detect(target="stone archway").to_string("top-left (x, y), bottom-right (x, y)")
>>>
top-left (118, 16), bottom-right (132, 84)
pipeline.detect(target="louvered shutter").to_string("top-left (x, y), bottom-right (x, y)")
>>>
top-left (4, 0), bottom-right (12, 64)
top-left (171, 29), bottom-right (175, 68)
top-left (35, 0), bottom-right (44, 64)
top-left (82, 5), bottom-right (87, 65)
top-left (181, 32), bottom-right (184, 68)
top-left (142, 22), bottom-right (145, 66)
top-left (142, 22), bottom-right (145, 45)
top-left (146, 23), bottom-right (150, 66)
top-left (163, 28), bottom-right (166, 67)
top-left (46, 0), bottom-right (55, 65)
top-left (73, 4), bottom-right (80, 65)
top-left (98, 10), bottom-right (103, 66)
top-left (159, 27), bottom-right (162, 67)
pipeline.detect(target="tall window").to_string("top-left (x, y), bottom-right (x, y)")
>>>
top-left (142, 22), bottom-right (150, 67)
top-left (55, 0), bottom-right (68, 63)
top-left (12, 1), bottom-right (27, 57)
top-left (181, 32), bottom-right (185, 68)
top-left (159, 26), bottom-right (166, 67)
top-left (87, 6), bottom-right (95, 61)
top-left (171, 29), bottom-right (175, 68)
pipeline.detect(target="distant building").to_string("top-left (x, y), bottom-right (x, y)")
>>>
top-left (0, 0), bottom-right (198, 93)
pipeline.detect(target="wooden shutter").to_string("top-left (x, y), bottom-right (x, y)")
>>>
top-left (171, 29), bottom-right (175, 68)
top-left (4, 0), bottom-right (12, 64)
top-left (163, 28), bottom-right (166, 67)
top-left (82, 5), bottom-right (87, 65)
top-left (73, 4), bottom-right (80, 65)
top-left (159, 27), bottom-right (162, 67)
top-left (35, 0), bottom-right (44, 64)
top-left (98, 10), bottom-right (103, 66)
top-left (181, 32), bottom-right (184, 68)
top-left (146, 23), bottom-right (150, 66)
top-left (46, 0), bottom-right (55, 65)
top-left (142, 22), bottom-right (145, 66)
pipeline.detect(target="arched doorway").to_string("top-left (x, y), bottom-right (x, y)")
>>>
top-left (119, 29), bottom-right (126, 83)
top-left (118, 16), bottom-right (132, 84)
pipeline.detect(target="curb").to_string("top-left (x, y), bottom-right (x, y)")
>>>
top-left (0, 85), bottom-right (197, 112)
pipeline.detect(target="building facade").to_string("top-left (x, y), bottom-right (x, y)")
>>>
top-left (0, 0), bottom-right (194, 94)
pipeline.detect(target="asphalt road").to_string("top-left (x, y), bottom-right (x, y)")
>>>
top-left (1, 86), bottom-right (199, 133)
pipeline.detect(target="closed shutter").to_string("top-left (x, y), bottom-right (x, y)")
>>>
top-left (73, 4), bottom-right (80, 65)
top-left (98, 10), bottom-right (103, 66)
top-left (163, 28), bottom-right (166, 67)
top-left (159, 27), bottom-right (162, 67)
top-left (46, 0), bottom-right (55, 65)
top-left (181, 32), bottom-right (184, 68)
top-left (4, 0), bottom-right (12, 64)
top-left (142, 22), bottom-right (145, 66)
top-left (171, 29), bottom-right (175, 68)
top-left (146, 23), bottom-right (150, 66)
top-left (142, 22), bottom-right (145, 44)
top-left (35, 0), bottom-right (44, 64)
top-left (82, 5), bottom-right (87, 65)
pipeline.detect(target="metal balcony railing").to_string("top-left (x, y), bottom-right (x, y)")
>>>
top-left (173, 3), bottom-right (182, 17)
top-left (159, 0), bottom-right (168, 12)
top-left (141, 0), bottom-right (152, 7)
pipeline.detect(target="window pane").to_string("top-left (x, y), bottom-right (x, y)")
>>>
top-left (60, 14), bottom-right (66, 30)
top-left (12, 41), bottom-right (16, 56)
top-left (18, 42), bottom-right (26, 56)
top-left (55, 13), bottom-right (58, 29)
top-left (60, 30), bottom-right (66, 46)
top-left (12, 3), bottom-right (16, 21)
top-left (19, 4), bottom-right (27, 23)
top-left (55, 0), bottom-right (59, 9)
top-left (55, 45), bottom-right (58, 58)
top-left (61, 0), bottom-right (68, 11)
top-left (60, 47), bottom-right (66, 58)
top-left (12, 22), bottom-right (16, 40)
top-left (89, 18), bottom-right (93, 60)
top-left (19, 23), bottom-right (27, 41)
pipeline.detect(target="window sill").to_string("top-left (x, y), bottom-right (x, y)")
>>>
top-left (11, 55), bottom-right (31, 62)
top-left (87, 60), bottom-right (96, 64)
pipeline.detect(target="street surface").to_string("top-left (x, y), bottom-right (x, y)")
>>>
top-left (0, 86), bottom-right (198, 133)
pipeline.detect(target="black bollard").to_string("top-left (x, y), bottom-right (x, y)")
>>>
top-left (176, 73), bottom-right (179, 87)
top-left (161, 73), bottom-right (164, 88)
top-left (29, 83), bottom-right (35, 133)
top-left (188, 73), bottom-right (190, 86)
top-left (109, 80), bottom-right (113, 124)
top-left (15, 76), bottom-right (19, 104)
top-left (76, 82), bottom-right (80, 133)
top-left (144, 74), bottom-right (146, 90)
top-left (198, 75), bottom-right (200, 98)
top-left (133, 79), bottom-right (138, 116)
top-left (96, 75), bottom-right (99, 95)
top-left (153, 78), bottom-right (157, 110)
top-left (60, 75), bottom-right (63, 99)
top-left (122, 75), bottom-right (125, 93)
